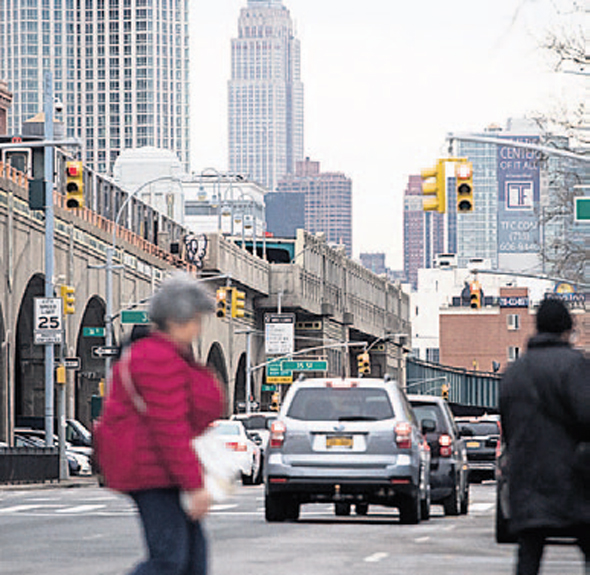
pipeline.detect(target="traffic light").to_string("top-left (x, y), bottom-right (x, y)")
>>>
top-left (270, 392), bottom-right (280, 411)
top-left (469, 281), bottom-right (481, 309)
top-left (357, 352), bottom-right (371, 376)
top-left (420, 159), bottom-right (446, 213)
top-left (216, 287), bottom-right (228, 318)
top-left (65, 161), bottom-right (85, 209)
top-left (441, 383), bottom-right (449, 401)
top-left (60, 285), bottom-right (75, 315)
top-left (455, 160), bottom-right (474, 213)
top-left (231, 289), bottom-right (245, 319)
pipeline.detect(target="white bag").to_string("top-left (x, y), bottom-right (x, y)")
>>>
top-left (180, 428), bottom-right (241, 510)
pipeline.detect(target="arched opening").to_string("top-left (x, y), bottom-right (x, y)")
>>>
top-left (233, 353), bottom-right (247, 414)
top-left (0, 304), bottom-right (7, 441)
top-left (205, 342), bottom-right (229, 416)
top-left (75, 296), bottom-right (107, 427)
top-left (14, 274), bottom-right (46, 421)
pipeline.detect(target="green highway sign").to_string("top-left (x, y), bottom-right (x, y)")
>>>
top-left (83, 327), bottom-right (105, 337)
top-left (261, 384), bottom-right (277, 392)
top-left (575, 197), bottom-right (590, 222)
top-left (282, 360), bottom-right (328, 372)
top-left (266, 359), bottom-right (292, 378)
top-left (121, 310), bottom-right (150, 324)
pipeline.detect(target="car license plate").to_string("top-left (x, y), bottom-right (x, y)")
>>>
top-left (466, 441), bottom-right (481, 449)
top-left (326, 435), bottom-right (353, 449)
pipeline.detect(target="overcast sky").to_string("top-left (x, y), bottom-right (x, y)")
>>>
top-left (189, 0), bottom-right (582, 268)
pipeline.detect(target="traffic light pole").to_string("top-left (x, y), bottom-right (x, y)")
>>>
top-left (43, 71), bottom-right (55, 449)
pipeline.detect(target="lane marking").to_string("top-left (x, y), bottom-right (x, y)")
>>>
top-left (414, 536), bottom-right (430, 543)
top-left (470, 503), bottom-right (494, 513)
top-left (210, 504), bottom-right (239, 512)
top-left (364, 552), bottom-right (389, 563)
top-left (0, 504), bottom-right (43, 513)
top-left (56, 505), bottom-right (106, 514)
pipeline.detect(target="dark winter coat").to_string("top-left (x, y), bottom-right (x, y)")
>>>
top-left (499, 332), bottom-right (589, 534)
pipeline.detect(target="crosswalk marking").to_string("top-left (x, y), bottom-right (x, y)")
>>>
top-left (55, 504), bottom-right (106, 514)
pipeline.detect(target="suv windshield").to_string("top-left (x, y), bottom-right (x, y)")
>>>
top-left (287, 388), bottom-right (394, 421)
top-left (411, 403), bottom-right (446, 432)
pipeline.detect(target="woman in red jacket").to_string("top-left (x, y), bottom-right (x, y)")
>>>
top-left (98, 272), bottom-right (224, 575)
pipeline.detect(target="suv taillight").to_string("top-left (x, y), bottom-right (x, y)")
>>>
top-left (225, 441), bottom-right (248, 452)
top-left (270, 421), bottom-right (286, 448)
top-left (395, 422), bottom-right (412, 449)
top-left (439, 434), bottom-right (452, 457)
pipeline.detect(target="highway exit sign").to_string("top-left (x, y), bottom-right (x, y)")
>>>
top-left (575, 197), bottom-right (590, 222)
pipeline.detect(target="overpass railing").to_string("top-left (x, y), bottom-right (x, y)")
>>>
top-left (0, 447), bottom-right (59, 484)
top-left (406, 357), bottom-right (500, 410)
top-left (0, 161), bottom-right (29, 188)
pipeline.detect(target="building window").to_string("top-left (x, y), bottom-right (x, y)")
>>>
top-left (426, 348), bottom-right (440, 364)
top-left (508, 346), bottom-right (520, 362)
top-left (507, 314), bottom-right (520, 330)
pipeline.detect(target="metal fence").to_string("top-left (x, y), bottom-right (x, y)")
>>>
top-left (406, 357), bottom-right (500, 410)
top-left (0, 447), bottom-right (59, 484)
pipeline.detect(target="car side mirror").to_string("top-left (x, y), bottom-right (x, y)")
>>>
top-left (421, 418), bottom-right (436, 434)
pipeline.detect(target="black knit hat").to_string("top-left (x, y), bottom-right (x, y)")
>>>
top-left (536, 298), bottom-right (573, 334)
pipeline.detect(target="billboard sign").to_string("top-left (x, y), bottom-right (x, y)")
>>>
top-left (497, 136), bottom-right (541, 254)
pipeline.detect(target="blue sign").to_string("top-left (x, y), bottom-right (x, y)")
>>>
top-left (497, 137), bottom-right (541, 254)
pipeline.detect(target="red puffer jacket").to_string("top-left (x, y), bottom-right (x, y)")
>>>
top-left (97, 332), bottom-right (224, 492)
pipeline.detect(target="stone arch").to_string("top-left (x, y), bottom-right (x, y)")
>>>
top-left (75, 296), bottom-right (107, 427)
top-left (233, 352), bottom-right (247, 414)
top-left (205, 342), bottom-right (229, 417)
top-left (14, 273), bottom-right (46, 420)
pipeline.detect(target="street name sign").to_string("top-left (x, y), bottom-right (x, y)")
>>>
top-left (282, 360), bottom-right (328, 372)
top-left (55, 357), bottom-right (81, 370)
top-left (83, 326), bottom-right (105, 337)
top-left (34, 297), bottom-right (63, 345)
top-left (121, 310), bottom-right (150, 324)
top-left (264, 313), bottom-right (295, 356)
top-left (92, 346), bottom-right (119, 359)
top-left (575, 197), bottom-right (590, 223)
top-left (262, 384), bottom-right (277, 392)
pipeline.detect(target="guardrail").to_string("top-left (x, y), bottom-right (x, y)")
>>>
top-left (0, 447), bottom-right (59, 484)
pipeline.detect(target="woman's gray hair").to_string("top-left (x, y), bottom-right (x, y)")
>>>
top-left (149, 272), bottom-right (215, 330)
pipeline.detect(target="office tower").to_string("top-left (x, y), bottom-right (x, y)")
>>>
top-left (0, 0), bottom-right (190, 175)
top-left (277, 158), bottom-right (352, 256)
top-left (403, 175), bottom-right (445, 289)
top-left (360, 253), bottom-right (386, 275)
top-left (265, 191), bottom-right (305, 239)
top-left (229, 0), bottom-right (304, 191)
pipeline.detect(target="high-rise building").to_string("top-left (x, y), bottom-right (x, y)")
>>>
top-left (360, 253), bottom-right (386, 276)
top-left (0, 0), bottom-right (190, 175)
top-left (278, 158), bottom-right (352, 256)
top-left (403, 174), bottom-right (444, 289)
top-left (229, 0), bottom-right (304, 191)
top-left (0, 80), bottom-right (12, 135)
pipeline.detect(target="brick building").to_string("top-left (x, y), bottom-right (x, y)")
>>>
top-left (440, 287), bottom-right (588, 373)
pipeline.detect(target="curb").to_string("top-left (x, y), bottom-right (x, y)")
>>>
top-left (0, 476), bottom-right (99, 491)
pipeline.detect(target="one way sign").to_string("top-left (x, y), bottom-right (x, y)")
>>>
top-left (91, 346), bottom-right (120, 359)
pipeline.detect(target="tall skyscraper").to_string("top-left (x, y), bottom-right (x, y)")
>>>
top-left (278, 158), bottom-right (352, 256)
top-left (403, 174), bottom-right (445, 289)
top-left (0, 80), bottom-right (11, 135)
top-left (229, 0), bottom-right (304, 191)
top-left (0, 0), bottom-right (190, 175)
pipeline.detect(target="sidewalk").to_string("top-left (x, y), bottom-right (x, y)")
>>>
top-left (0, 475), bottom-right (99, 491)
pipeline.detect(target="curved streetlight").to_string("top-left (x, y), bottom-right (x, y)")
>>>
top-left (104, 175), bottom-right (183, 381)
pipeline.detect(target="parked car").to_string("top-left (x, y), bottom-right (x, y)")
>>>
top-left (15, 416), bottom-right (92, 448)
top-left (209, 420), bottom-right (262, 485)
top-left (456, 417), bottom-right (501, 482)
top-left (264, 377), bottom-right (431, 524)
top-left (408, 395), bottom-right (469, 516)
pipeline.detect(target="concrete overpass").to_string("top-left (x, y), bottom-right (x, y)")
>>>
top-left (0, 163), bottom-right (410, 442)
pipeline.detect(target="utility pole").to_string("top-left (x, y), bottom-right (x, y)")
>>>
top-left (43, 71), bottom-right (55, 448)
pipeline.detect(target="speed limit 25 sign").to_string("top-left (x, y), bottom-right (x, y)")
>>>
top-left (34, 297), bottom-right (63, 345)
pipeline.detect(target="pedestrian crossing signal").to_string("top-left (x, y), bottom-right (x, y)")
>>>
top-left (469, 281), bottom-right (481, 309)
top-left (456, 160), bottom-right (474, 213)
top-left (216, 288), bottom-right (228, 319)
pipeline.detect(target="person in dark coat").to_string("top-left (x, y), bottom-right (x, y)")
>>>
top-left (500, 298), bottom-right (590, 575)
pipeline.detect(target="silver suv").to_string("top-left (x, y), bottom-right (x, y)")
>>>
top-left (264, 377), bottom-right (431, 523)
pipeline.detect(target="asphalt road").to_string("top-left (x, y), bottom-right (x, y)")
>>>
top-left (0, 481), bottom-right (587, 575)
